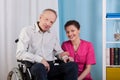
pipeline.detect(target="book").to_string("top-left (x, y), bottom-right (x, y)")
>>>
top-left (106, 48), bottom-right (110, 65)
top-left (110, 48), bottom-right (114, 65)
top-left (118, 48), bottom-right (120, 65)
top-left (106, 13), bottom-right (120, 18)
top-left (114, 48), bottom-right (119, 65)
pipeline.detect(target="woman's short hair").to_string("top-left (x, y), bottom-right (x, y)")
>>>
top-left (64, 20), bottom-right (80, 30)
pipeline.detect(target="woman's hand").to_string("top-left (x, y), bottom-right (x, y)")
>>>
top-left (68, 56), bottom-right (74, 62)
top-left (62, 56), bottom-right (74, 63)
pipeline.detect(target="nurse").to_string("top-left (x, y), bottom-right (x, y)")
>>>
top-left (62, 20), bottom-right (96, 80)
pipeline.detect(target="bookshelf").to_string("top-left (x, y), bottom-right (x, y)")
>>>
top-left (102, 0), bottom-right (120, 80)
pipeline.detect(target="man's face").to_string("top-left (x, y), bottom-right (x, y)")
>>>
top-left (39, 11), bottom-right (57, 32)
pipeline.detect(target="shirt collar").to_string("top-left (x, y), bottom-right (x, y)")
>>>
top-left (34, 22), bottom-right (50, 33)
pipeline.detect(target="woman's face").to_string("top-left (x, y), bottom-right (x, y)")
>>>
top-left (65, 25), bottom-right (80, 41)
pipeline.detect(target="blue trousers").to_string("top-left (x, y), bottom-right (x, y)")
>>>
top-left (30, 61), bottom-right (78, 80)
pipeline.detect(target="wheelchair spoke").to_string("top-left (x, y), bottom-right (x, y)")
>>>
top-left (7, 67), bottom-right (23, 80)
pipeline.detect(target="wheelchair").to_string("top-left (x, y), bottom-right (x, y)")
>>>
top-left (7, 59), bottom-right (65, 80)
top-left (7, 39), bottom-right (65, 80)
top-left (7, 39), bottom-right (33, 80)
top-left (7, 60), bottom-right (34, 80)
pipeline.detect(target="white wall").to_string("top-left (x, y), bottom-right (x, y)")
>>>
top-left (0, 0), bottom-right (59, 79)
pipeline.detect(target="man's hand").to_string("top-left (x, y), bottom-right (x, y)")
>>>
top-left (60, 52), bottom-right (69, 57)
top-left (62, 55), bottom-right (69, 63)
top-left (41, 59), bottom-right (50, 72)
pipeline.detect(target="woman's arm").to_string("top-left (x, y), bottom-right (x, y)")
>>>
top-left (78, 65), bottom-right (91, 80)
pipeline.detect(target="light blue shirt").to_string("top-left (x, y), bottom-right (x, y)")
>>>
top-left (16, 22), bottom-right (63, 63)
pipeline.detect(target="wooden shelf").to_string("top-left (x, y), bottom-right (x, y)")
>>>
top-left (107, 18), bottom-right (120, 20)
top-left (106, 65), bottom-right (120, 68)
top-left (106, 41), bottom-right (120, 44)
top-left (102, 0), bottom-right (120, 80)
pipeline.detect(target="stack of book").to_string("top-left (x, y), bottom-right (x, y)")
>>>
top-left (106, 48), bottom-right (120, 66)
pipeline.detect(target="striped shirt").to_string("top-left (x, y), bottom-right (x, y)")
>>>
top-left (16, 22), bottom-right (63, 63)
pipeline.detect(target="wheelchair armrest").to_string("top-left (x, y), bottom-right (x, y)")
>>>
top-left (54, 55), bottom-right (65, 64)
top-left (55, 59), bottom-right (64, 64)
top-left (15, 39), bottom-right (19, 43)
top-left (17, 60), bottom-right (33, 68)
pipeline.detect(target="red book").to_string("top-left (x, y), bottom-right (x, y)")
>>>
top-left (110, 48), bottom-right (114, 65)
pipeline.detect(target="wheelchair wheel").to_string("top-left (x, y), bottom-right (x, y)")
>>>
top-left (7, 67), bottom-right (23, 80)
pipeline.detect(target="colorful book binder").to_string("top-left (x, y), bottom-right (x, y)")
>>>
top-left (106, 13), bottom-right (120, 18)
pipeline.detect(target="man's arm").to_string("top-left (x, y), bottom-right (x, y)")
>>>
top-left (16, 27), bottom-right (43, 63)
